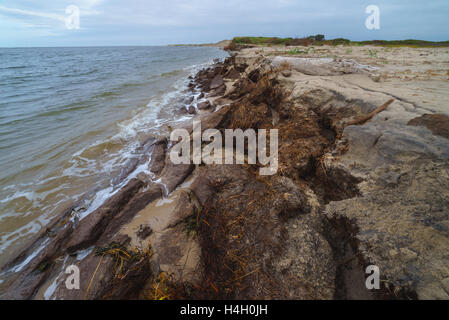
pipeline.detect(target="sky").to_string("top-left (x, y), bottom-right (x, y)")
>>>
top-left (1, 0), bottom-right (449, 47)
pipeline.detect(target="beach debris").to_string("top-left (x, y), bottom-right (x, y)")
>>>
top-left (346, 99), bottom-right (394, 126)
top-left (407, 113), bottom-right (449, 139)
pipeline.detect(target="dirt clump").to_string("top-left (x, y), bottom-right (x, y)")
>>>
top-left (408, 114), bottom-right (449, 139)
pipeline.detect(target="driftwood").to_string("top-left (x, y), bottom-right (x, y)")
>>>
top-left (346, 99), bottom-right (394, 126)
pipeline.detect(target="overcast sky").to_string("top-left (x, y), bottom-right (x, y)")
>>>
top-left (1, 0), bottom-right (448, 47)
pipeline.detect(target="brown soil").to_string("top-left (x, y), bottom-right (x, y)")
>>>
top-left (407, 114), bottom-right (449, 139)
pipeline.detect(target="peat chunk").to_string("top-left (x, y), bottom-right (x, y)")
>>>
top-left (149, 138), bottom-right (167, 175)
top-left (408, 114), bottom-right (449, 139)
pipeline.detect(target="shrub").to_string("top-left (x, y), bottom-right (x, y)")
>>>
top-left (368, 49), bottom-right (378, 58)
top-left (332, 38), bottom-right (351, 46)
top-left (308, 34), bottom-right (325, 41)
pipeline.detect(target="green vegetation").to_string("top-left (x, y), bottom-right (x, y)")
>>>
top-left (308, 34), bottom-right (325, 41)
top-left (233, 36), bottom-right (293, 46)
top-left (287, 47), bottom-right (301, 55)
top-left (354, 39), bottom-right (449, 47)
top-left (287, 46), bottom-right (314, 55)
top-left (38, 261), bottom-right (50, 272)
top-left (231, 36), bottom-right (449, 48)
top-left (368, 49), bottom-right (378, 58)
top-left (331, 38), bottom-right (351, 46)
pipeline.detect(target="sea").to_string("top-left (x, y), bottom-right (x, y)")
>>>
top-left (0, 46), bottom-right (227, 269)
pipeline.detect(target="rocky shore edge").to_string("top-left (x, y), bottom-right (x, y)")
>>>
top-left (1, 45), bottom-right (448, 300)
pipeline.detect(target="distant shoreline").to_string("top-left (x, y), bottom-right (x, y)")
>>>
top-left (169, 40), bottom-right (232, 48)
top-left (174, 37), bottom-right (449, 48)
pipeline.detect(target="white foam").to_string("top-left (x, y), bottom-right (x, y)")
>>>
top-left (0, 190), bottom-right (35, 204)
top-left (156, 197), bottom-right (175, 207)
top-left (10, 238), bottom-right (49, 272)
top-left (43, 278), bottom-right (58, 300)
top-left (43, 255), bottom-right (68, 300)
top-left (76, 247), bottom-right (93, 261)
top-left (0, 219), bottom-right (47, 256)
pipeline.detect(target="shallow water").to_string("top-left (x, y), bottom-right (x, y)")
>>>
top-left (0, 46), bottom-right (227, 268)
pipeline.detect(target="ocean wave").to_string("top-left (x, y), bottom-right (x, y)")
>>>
top-left (35, 103), bottom-right (93, 118)
top-left (0, 65), bottom-right (28, 70)
top-left (160, 69), bottom-right (183, 77)
top-left (93, 91), bottom-right (119, 99)
top-left (58, 68), bottom-right (99, 78)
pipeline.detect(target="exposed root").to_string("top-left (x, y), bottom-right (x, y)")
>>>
top-left (346, 99), bottom-right (394, 126)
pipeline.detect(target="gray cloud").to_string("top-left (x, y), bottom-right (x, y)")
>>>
top-left (1, 0), bottom-right (448, 47)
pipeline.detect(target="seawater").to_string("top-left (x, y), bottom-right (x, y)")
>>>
top-left (0, 46), bottom-right (227, 268)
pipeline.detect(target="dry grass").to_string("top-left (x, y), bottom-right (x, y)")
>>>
top-left (188, 68), bottom-right (301, 299)
top-left (83, 242), bottom-right (153, 299)
top-left (196, 182), bottom-right (285, 299)
top-left (141, 272), bottom-right (180, 300)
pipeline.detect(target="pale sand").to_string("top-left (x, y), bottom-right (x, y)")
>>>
top-left (242, 45), bottom-right (449, 115)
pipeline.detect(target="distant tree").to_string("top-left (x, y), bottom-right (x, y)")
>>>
top-left (315, 34), bottom-right (325, 41)
top-left (307, 34), bottom-right (325, 41)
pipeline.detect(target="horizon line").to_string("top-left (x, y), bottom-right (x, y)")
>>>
top-left (2, 37), bottom-right (449, 49)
